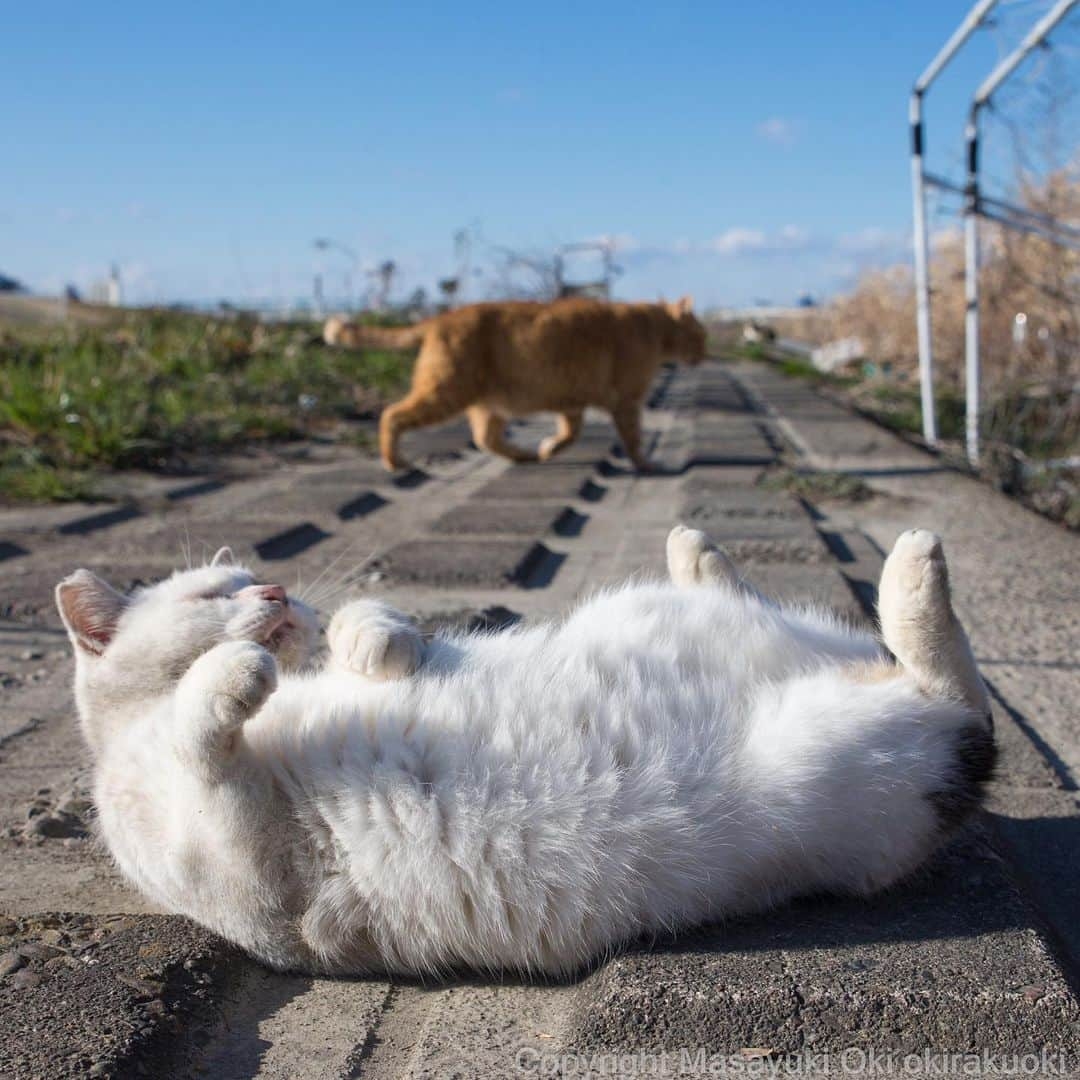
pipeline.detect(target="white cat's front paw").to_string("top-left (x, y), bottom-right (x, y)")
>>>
top-left (202, 640), bottom-right (278, 726)
top-left (328, 600), bottom-right (423, 682)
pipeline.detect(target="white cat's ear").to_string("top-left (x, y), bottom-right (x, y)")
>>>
top-left (55, 570), bottom-right (128, 655)
top-left (210, 546), bottom-right (235, 567)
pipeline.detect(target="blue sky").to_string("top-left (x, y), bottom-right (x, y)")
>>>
top-left (2, 1), bottom-right (1073, 308)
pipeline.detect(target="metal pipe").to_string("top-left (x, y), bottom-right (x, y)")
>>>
top-left (910, 91), bottom-right (938, 444)
top-left (909, 0), bottom-right (999, 447)
top-left (914, 0), bottom-right (1000, 92)
top-left (973, 0), bottom-right (1079, 106)
top-left (964, 114), bottom-right (981, 465)
top-left (922, 171), bottom-right (968, 197)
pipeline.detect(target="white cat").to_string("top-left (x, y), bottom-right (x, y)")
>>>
top-left (56, 526), bottom-right (993, 977)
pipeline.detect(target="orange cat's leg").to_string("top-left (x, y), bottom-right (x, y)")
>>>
top-left (379, 390), bottom-right (467, 471)
top-left (611, 400), bottom-right (651, 472)
top-left (537, 410), bottom-right (583, 461)
top-left (466, 406), bottom-right (539, 463)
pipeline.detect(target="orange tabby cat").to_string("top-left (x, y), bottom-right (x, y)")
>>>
top-left (324, 297), bottom-right (706, 471)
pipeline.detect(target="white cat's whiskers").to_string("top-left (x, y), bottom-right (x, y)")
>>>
top-left (178, 527), bottom-right (193, 571)
top-left (298, 544), bottom-right (376, 611)
top-left (295, 540), bottom-right (364, 605)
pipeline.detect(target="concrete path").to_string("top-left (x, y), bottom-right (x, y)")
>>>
top-left (1, 361), bottom-right (1077, 1078)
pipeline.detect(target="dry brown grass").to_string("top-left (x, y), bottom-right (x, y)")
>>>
top-left (770, 168), bottom-right (1080, 398)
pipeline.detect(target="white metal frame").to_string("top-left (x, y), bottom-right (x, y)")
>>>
top-left (910, 0), bottom-right (1000, 447)
top-left (910, 0), bottom-right (1079, 465)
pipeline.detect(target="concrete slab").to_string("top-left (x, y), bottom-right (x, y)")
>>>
top-left (431, 501), bottom-right (568, 537)
top-left (473, 465), bottom-right (599, 502)
top-left (378, 538), bottom-right (555, 588)
top-left (0, 912), bottom-right (247, 1080)
top-left (680, 506), bottom-right (829, 564)
top-left (565, 832), bottom-right (1079, 1061)
top-left (680, 484), bottom-right (802, 518)
top-left (987, 787), bottom-right (1080, 980)
top-left (678, 465), bottom-right (766, 490)
top-left (687, 443), bottom-right (776, 468)
top-left (744, 562), bottom-right (864, 618)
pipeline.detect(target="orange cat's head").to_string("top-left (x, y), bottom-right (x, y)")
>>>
top-left (663, 296), bottom-right (707, 366)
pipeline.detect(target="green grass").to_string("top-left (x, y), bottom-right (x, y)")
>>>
top-left (723, 343), bottom-right (859, 388)
top-left (0, 450), bottom-right (98, 502)
top-left (849, 383), bottom-right (966, 442)
top-left (0, 309), bottom-right (412, 503)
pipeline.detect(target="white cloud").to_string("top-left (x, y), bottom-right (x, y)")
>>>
top-left (584, 232), bottom-right (639, 253)
top-left (709, 227), bottom-right (767, 255)
top-left (756, 117), bottom-right (796, 147)
top-left (707, 225), bottom-right (812, 257)
top-left (836, 226), bottom-right (907, 255)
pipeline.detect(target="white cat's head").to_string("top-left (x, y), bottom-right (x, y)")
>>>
top-left (55, 547), bottom-right (318, 756)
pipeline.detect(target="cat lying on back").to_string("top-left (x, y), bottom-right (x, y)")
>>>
top-left (324, 297), bottom-right (707, 471)
top-left (57, 526), bottom-right (993, 977)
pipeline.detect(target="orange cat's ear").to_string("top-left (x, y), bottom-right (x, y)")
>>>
top-left (676, 295), bottom-right (695, 315)
top-left (56, 570), bottom-right (127, 655)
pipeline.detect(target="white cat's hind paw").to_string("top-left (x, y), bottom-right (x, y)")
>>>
top-left (328, 600), bottom-right (423, 682)
top-left (878, 529), bottom-right (989, 716)
top-left (878, 529), bottom-right (951, 632)
top-left (666, 524), bottom-right (740, 589)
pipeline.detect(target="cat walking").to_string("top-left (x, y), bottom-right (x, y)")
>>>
top-left (326, 297), bottom-right (707, 471)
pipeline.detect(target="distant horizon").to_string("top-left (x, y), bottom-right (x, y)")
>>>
top-left (2, 283), bottom-right (822, 319)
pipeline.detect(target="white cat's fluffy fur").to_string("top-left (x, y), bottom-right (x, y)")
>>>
top-left (56, 527), bottom-right (994, 977)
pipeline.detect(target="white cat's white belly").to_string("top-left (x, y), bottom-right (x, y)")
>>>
top-left (228, 587), bottom-right (958, 975)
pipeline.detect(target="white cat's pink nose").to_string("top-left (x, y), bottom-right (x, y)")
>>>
top-left (240, 584), bottom-right (286, 604)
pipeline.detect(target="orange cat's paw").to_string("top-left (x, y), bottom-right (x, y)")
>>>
top-left (537, 437), bottom-right (559, 461)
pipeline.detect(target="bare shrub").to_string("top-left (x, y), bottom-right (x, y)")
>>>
top-left (770, 167), bottom-right (1078, 400)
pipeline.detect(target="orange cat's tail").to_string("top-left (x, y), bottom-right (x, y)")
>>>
top-left (323, 316), bottom-right (428, 351)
